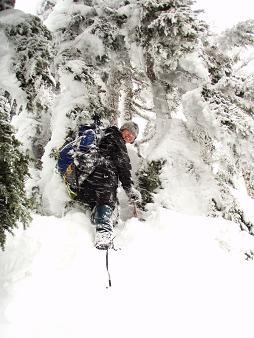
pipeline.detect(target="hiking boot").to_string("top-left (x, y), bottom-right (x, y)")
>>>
top-left (94, 231), bottom-right (112, 250)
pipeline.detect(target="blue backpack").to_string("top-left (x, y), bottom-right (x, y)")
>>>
top-left (57, 127), bottom-right (100, 197)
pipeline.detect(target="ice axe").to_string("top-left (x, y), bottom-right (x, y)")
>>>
top-left (132, 202), bottom-right (145, 221)
top-left (133, 202), bottom-right (138, 217)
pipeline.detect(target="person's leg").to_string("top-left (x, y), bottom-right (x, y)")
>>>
top-left (93, 188), bottom-right (117, 249)
top-left (93, 204), bottom-right (113, 232)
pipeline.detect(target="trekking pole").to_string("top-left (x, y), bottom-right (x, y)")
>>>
top-left (106, 248), bottom-right (112, 288)
top-left (132, 202), bottom-right (145, 221)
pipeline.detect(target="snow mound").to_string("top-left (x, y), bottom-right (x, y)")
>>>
top-left (1, 207), bottom-right (254, 338)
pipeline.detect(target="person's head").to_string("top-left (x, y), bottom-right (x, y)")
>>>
top-left (120, 121), bottom-right (139, 144)
top-left (0, 0), bottom-right (15, 11)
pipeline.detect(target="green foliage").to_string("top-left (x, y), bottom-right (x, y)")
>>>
top-left (58, 54), bottom-right (115, 132)
top-left (137, 159), bottom-right (166, 207)
top-left (203, 45), bottom-right (232, 84)
top-left (37, 0), bottom-right (57, 20)
top-left (91, 18), bottom-right (125, 51)
top-left (1, 14), bottom-right (55, 161)
top-left (201, 85), bottom-right (253, 138)
top-left (138, 0), bottom-right (208, 72)
top-left (218, 20), bottom-right (254, 50)
top-left (0, 94), bottom-right (31, 250)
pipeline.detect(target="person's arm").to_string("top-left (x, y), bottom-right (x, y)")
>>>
top-left (111, 139), bottom-right (133, 191)
top-left (111, 138), bottom-right (141, 203)
top-left (100, 130), bottom-right (141, 203)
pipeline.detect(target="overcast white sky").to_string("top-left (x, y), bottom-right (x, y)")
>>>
top-left (15, 0), bottom-right (254, 32)
top-left (194, 0), bottom-right (254, 32)
top-left (15, 0), bottom-right (38, 15)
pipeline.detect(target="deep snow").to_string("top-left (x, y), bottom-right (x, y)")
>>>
top-left (1, 205), bottom-right (254, 338)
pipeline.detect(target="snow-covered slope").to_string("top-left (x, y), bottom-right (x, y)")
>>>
top-left (1, 207), bottom-right (254, 338)
top-left (1, 4), bottom-right (254, 338)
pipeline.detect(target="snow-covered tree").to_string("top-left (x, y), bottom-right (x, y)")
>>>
top-left (0, 90), bottom-right (31, 250)
top-left (37, 0), bottom-right (56, 20)
top-left (179, 19), bottom-right (254, 231)
top-left (0, 10), bottom-right (55, 162)
top-left (132, 1), bottom-right (254, 232)
top-left (0, 0), bottom-right (15, 11)
top-left (218, 20), bottom-right (254, 50)
top-left (130, 0), bottom-right (209, 206)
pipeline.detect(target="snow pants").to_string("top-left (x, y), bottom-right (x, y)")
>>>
top-left (76, 177), bottom-right (117, 233)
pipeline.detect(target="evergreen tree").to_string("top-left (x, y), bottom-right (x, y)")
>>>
top-left (40, 0), bottom-right (140, 147)
top-left (130, 0), bottom-right (209, 206)
top-left (0, 91), bottom-right (31, 250)
top-left (46, 1), bottom-right (119, 133)
top-left (37, 0), bottom-right (56, 20)
top-left (137, 159), bottom-right (166, 207)
top-left (137, 0), bottom-right (207, 106)
top-left (0, 0), bottom-right (15, 11)
top-left (217, 20), bottom-right (254, 50)
top-left (1, 12), bottom-right (55, 162)
top-left (186, 84), bottom-right (254, 231)
top-left (132, 0), bottom-right (254, 231)
top-left (181, 20), bottom-right (254, 231)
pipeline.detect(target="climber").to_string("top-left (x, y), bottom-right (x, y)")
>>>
top-left (77, 121), bottom-right (141, 249)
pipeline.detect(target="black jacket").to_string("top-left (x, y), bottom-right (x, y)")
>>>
top-left (83, 126), bottom-right (133, 192)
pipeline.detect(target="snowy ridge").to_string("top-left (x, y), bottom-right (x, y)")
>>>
top-left (1, 207), bottom-right (254, 338)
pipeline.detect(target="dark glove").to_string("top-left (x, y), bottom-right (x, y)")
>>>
top-left (126, 187), bottom-right (142, 204)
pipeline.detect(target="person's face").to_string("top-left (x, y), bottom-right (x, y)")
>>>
top-left (121, 129), bottom-right (136, 144)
